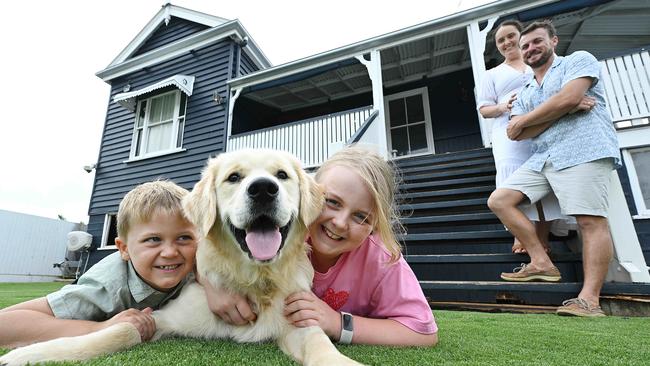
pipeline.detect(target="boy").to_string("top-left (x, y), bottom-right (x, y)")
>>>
top-left (0, 180), bottom-right (198, 348)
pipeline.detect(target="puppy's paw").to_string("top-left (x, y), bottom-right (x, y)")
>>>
top-left (0, 345), bottom-right (48, 366)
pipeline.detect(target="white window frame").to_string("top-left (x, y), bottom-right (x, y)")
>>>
top-left (384, 87), bottom-right (434, 157)
top-left (622, 146), bottom-right (650, 218)
top-left (99, 213), bottom-right (118, 250)
top-left (128, 89), bottom-right (187, 161)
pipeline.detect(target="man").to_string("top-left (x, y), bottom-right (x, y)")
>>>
top-left (487, 20), bottom-right (621, 317)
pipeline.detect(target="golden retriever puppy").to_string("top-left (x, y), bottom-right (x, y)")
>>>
top-left (0, 149), bottom-right (363, 366)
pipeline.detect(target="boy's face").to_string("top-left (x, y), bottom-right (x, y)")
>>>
top-left (115, 210), bottom-right (197, 292)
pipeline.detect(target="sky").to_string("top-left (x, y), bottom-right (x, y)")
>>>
top-left (0, 0), bottom-right (494, 224)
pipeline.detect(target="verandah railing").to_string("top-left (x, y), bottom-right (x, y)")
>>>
top-left (227, 105), bottom-right (374, 167)
top-left (601, 49), bottom-right (650, 129)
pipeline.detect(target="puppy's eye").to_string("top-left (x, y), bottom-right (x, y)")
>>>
top-left (227, 173), bottom-right (241, 183)
top-left (276, 170), bottom-right (288, 180)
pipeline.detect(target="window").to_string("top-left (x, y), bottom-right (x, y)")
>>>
top-left (131, 90), bottom-right (187, 159)
top-left (384, 88), bottom-right (434, 157)
top-left (100, 213), bottom-right (118, 249)
top-left (623, 146), bottom-right (650, 217)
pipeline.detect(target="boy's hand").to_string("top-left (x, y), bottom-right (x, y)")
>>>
top-left (203, 280), bottom-right (256, 325)
top-left (105, 308), bottom-right (156, 341)
top-left (284, 291), bottom-right (340, 339)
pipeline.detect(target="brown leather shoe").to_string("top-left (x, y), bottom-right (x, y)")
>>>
top-left (500, 263), bottom-right (561, 282)
top-left (556, 298), bottom-right (606, 317)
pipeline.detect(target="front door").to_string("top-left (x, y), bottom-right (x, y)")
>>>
top-left (384, 87), bottom-right (434, 157)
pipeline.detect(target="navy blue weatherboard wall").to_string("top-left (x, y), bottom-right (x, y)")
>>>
top-left (85, 37), bottom-right (257, 267)
top-left (132, 17), bottom-right (211, 58)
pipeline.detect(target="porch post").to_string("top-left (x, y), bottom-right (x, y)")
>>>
top-left (356, 50), bottom-right (388, 159)
top-left (225, 88), bottom-right (242, 150)
top-left (467, 18), bottom-right (497, 148)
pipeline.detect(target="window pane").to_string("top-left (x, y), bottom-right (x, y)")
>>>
top-left (176, 117), bottom-right (185, 148)
top-left (146, 121), bottom-right (173, 153)
top-left (408, 123), bottom-right (428, 153)
top-left (180, 93), bottom-right (187, 117)
top-left (149, 96), bottom-right (163, 123)
top-left (406, 95), bottom-right (424, 123)
top-left (390, 127), bottom-right (409, 156)
top-left (134, 129), bottom-right (143, 156)
top-left (389, 99), bottom-right (406, 127)
top-left (137, 100), bottom-right (147, 127)
top-left (631, 149), bottom-right (650, 207)
top-left (161, 93), bottom-right (175, 121)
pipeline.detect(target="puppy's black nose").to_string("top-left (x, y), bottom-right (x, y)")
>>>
top-left (247, 178), bottom-right (279, 203)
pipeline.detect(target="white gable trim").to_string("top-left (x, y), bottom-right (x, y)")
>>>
top-left (108, 4), bottom-right (229, 68)
top-left (113, 74), bottom-right (195, 111)
top-left (97, 21), bottom-right (270, 82)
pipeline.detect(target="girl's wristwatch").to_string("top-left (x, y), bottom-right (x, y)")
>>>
top-left (339, 312), bottom-right (354, 344)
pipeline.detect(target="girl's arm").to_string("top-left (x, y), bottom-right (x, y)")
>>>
top-left (284, 291), bottom-right (437, 347)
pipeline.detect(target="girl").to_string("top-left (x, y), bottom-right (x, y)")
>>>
top-left (208, 146), bottom-right (438, 346)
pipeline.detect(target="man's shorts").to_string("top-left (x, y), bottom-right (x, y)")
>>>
top-left (501, 158), bottom-right (614, 217)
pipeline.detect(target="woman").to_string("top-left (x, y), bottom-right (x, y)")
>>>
top-left (477, 20), bottom-right (570, 254)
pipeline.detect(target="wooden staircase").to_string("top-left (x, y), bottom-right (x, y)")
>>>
top-left (394, 148), bottom-right (639, 309)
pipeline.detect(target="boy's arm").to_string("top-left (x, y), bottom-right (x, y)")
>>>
top-left (507, 77), bottom-right (593, 140)
top-left (0, 297), bottom-right (155, 349)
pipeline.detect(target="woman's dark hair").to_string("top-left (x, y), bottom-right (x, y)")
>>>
top-left (495, 19), bottom-right (523, 34)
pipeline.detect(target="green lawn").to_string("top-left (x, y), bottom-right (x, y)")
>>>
top-left (1, 282), bottom-right (649, 365)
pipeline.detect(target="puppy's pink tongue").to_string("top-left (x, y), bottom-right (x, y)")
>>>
top-left (245, 229), bottom-right (281, 261)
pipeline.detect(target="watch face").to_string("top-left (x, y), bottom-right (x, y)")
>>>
top-left (342, 313), bottom-right (354, 331)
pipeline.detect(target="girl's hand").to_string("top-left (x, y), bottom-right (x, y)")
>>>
top-left (202, 280), bottom-right (256, 325)
top-left (284, 291), bottom-right (340, 339)
top-left (505, 93), bottom-right (517, 112)
top-left (104, 308), bottom-right (156, 341)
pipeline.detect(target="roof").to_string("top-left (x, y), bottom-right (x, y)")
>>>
top-left (229, 0), bottom-right (650, 112)
top-left (96, 3), bottom-right (271, 82)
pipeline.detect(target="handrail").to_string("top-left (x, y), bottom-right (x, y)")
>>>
top-left (347, 110), bottom-right (379, 144)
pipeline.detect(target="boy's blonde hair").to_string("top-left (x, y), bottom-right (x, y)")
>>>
top-left (316, 145), bottom-right (404, 263)
top-left (116, 180), bottom-right (189, 239)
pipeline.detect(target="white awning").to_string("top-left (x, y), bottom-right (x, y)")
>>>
top-left (113, 74), bottom-right (195, 111)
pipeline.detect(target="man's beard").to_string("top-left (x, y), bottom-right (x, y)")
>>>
top-left (525, 48), bottom-right (553, 68)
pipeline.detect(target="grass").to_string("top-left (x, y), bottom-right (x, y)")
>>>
top-left (2, 283), bottom-right (650, 365)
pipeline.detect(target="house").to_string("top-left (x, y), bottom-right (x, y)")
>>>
top-left (87, 0), bottom-right (650, 310)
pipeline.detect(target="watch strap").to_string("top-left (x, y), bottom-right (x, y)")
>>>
top-left (339, 311), bottom-right (353, 344)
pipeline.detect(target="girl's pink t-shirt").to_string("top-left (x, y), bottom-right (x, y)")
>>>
top-left (311, 234), bottom-right (438, 334)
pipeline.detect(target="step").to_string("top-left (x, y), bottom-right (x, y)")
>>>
top-left (400, 175), bottom-right (495, 192)
top-left (401, 212), bottom-right (497, 225)
top-left (420, 280), bottom-right (650, 295)
top-left (399, 157), bottom-right (495, 175)
top-left (393, 148), bottom-right (493, 169)
top-left (398, 186), bottom-right (494, 201)
top-left (403, 166), bottom-right (496, 183)
top-left (405, 253), bottom-right (582, 264)
top-left (419, 281), bottom-right (650, 306)
top-left (402, 230), bottom-right (512, 242)
top-left (399, 198), bottom-right (488, 212)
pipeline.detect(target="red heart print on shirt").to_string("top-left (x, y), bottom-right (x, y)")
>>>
top-left (321, 288), bottom-right (349, 310)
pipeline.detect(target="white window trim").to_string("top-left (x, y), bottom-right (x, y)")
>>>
top-left (128, 89), bottom-right (186, 161)
top-left (622, 147), bottom-right (650, 219)
top-left (383, 87), bottom-right (435, 157)
top-left (99, 213), bottom-right (118, 250)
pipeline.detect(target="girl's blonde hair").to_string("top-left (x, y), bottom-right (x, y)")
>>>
top-left (117, 180), bottom-right (189, 239)
top-left (316, 145), bottom-right (404, 263)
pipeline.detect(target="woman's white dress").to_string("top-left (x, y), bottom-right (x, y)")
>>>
top-left (477, 63), bottom-right (574, 231)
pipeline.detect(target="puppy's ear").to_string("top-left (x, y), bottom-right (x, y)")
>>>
top-left (292, 158), bottom-right (324, 226)
top-left (183, 157), bottom-right (220, 236)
